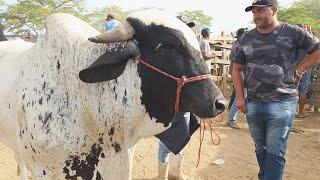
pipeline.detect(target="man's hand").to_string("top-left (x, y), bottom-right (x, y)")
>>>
top-left (236, 97), bottom-right (247, 114)
top-left (295, 69), bottom-right (303, 87)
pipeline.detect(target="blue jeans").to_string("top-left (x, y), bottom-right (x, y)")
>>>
top-left (298, 70), bottom-right (311, 93)
top-left (228, 89), bottom-right (246, 123)
top-left (246, 99), bottom-right (297, 180)
top-left (228, 97), bottom-right (239, 122)
top-left (158, 112), bottom-right (190, 164)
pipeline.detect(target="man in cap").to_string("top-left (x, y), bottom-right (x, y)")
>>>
top-left (227, 27), bottom-right (248, 129)
top-left (232, 0), bottom-right (320, 179)
top-left (104, 13), bottom-right (120, 31)
top-left (199, 28), bottom-right (215, 71)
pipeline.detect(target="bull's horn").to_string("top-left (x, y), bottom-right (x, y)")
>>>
top-left (88, 21), bottom-right (135, 43)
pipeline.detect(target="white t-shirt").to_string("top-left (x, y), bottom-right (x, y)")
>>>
top-left (199, 38), bottom-right (211, 54)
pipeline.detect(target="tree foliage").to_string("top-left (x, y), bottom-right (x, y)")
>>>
top-left (177, 10), bottom-right (213, 32)
top-left (0, 0), bottom-right (87, 36)
top-left (299, 0), bottom-right (320, 19)
top-left (278, 0), bottom-right (320, 36)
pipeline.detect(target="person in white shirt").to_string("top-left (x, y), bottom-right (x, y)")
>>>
top-left (199, 28), bottom-right (215, 71)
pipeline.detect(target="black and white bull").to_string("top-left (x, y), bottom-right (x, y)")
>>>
top-left (0, 9), bottom-right (225, 179)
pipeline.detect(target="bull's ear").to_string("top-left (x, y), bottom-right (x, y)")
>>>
top-left (79, 41), bottom-right (139, 83)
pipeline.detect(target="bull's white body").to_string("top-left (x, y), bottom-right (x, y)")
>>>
top-left (0, 14), bottom-right (169, 179)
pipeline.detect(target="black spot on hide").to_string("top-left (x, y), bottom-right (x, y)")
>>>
top-left (63, 143), bottom-right (103, 180)
top-left (122, 96), bottom-right (128, 105)
top-left (31, 146), bottom-right (36, 154)
top-left (57, 61), bottom-right (60, 70)
top-left (8, 104), bottom-right (11, 109)
top-left (114, 92), bottom-right (118, 100)
top-left (42, 82), bottom-right (46, 90)
top-left (43, 170), bottom-right (46, 175)
top-left (98, 138), bottom-right (104, 144)
top-left (112, 142), bottom-right (121, 153)
top-left (22, 94), bottom-right (25, 100)
top-left (101, 153), bottom-right (105, 158)
top-left (38, 114), bottom-right (43, 121)
top-left (96, 171), bottom-right (102, 180)
top-left (43, 112), bottom-right (52, 126)
top-left (39, 98), bottom-right (43, 105)
top-left (108, 127), bottom-right (114, 136)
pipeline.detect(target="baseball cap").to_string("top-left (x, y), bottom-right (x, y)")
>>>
top-left (201, 28), bottom-right (210, 36)
top-left (245, 0), bottom-right (277, 12)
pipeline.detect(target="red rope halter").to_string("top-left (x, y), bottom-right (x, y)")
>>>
top-left (138, 59), bottom-right (211, 112)
top-left (138, 58), bottom-right (221, 167)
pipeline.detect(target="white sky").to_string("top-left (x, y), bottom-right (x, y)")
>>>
top-left (5, 0), bottom-right (297, 36)
top-left (85, 0), bottom-right (296, 35)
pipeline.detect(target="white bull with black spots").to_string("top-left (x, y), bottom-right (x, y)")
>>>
top-left (0, 10), bottom-right (225, 179)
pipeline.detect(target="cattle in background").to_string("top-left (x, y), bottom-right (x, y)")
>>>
top-left (0, 10), bottom-right (225, 179)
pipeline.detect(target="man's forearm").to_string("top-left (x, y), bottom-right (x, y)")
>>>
top-left (297, 48), bottom-right (320, 75)
top-left (203, 51), bottom-right (215, 60)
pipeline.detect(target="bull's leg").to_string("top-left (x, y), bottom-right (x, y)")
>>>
top-left (14, 153), bottom-right (27, 180)
top-left (97, 143), bottom-right (136, 180)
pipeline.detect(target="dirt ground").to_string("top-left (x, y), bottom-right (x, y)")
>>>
top-left (1, 111), bottom-right (319, 180)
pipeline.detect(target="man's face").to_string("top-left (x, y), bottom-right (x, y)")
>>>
top-left (252, 6), bottom-right (276, 29)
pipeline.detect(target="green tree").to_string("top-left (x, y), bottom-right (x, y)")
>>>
top-left (0, 0), bottom-right (87, 36)
top-left (177, 10), bottom-right (213, 32)
top-left (300, 0), bottom-right (320, 19)
top-left (278, 1), bottom-right (320, 36)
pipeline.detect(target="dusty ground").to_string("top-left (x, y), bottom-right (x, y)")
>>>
top-left (1, 111), bottom-right (319, 180)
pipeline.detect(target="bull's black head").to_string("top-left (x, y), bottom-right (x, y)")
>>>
top-left (79, 10), bottom-right (226, 126)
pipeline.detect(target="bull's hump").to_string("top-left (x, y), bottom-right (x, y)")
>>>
top-left (128, 9), bottom-right (200, 52)
top-left (44, 13), bottom-right (100, 43)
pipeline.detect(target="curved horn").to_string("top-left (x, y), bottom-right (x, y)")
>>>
top-left (88, 21), bottom-right (135, 43)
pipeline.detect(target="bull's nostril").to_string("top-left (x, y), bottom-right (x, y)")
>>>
top-left (215, 99), bottom-right (226, 111)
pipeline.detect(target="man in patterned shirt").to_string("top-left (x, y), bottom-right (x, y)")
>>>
top-left (232, 0), bottom-right (320, 179)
